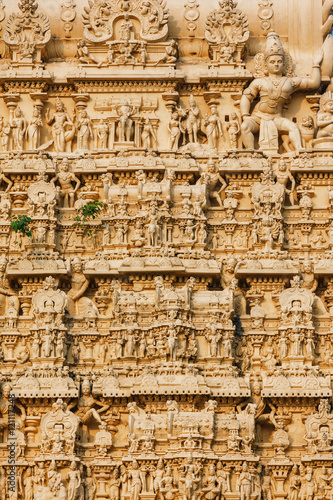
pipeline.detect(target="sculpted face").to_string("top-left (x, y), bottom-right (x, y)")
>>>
top-left (266, 55), bottom-right (284, 75)
top-left (279, 160), bottom-right (287, 171)
top-left (82, 384), bottom-right (91, 395)
top-left (324, 101), bottom-right (333, 113)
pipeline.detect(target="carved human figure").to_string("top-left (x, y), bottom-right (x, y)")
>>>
top-left (237, 381), bottom-right (277, 435)
top-left (0, 257), bottom-right (19, 316)
top-left (10, 107), bottom-right (26, 151)
top-left (116, 101), bottom-right (136, 142)
top-left (128, 460), bottom-right (143, 500)
top-left (168, 110), bottom-right (182, 151)
top-left (72, 337), bottom-right (80, 363)
top-left (146, 213), bottom-right (160, 246)
top-left (0, 118), bottom-right (10, 152)
top-left (220, 258), bottom-right (246, 315)
top-left (290, 464), bottom-right (301, 500)
top-left (0, 383), bottom-right (26, 434)
top-left (66, 257), bottom-right (98, 317)
top-left (76, 109), bottom-right (93, 150)
top-left (275, 159), bottom-right (295, 205)
top-left (141, 118), bottom-right (156, 149)
top-left (262, 474), bottom-right (273, 500)
top-left (97, 119), bottom-right (109, 149)
top-left (204, 106), bottom-right (223, 150)
top-left (239, 462), bottom-right (251, 500)
top-left (240, 31), bottom-right (323, 151)
top-left (317, 91), bottom-right (333, 138)
top-left (67, 461), bottom-right (83, 500)
top-left (0, 192), bottom-right (11, 221)
top-left (68, 379), bottom-right (109, 425)
top-left (119, 13), bottom-right (134, 41)
top-left (26, 107), bottom-right (43, 150)
top-left (197, 159), bottom-right (227, 208)
top-left (227, 112), bottom-right (240, 149)
top-left (46, 98), bottom-right (75, 152)
top-left (48, 460), bottom-right (63, 494)
top-left (184, 95), bottom-right (200, 143)
top-left (16, 338), bottom-right (30, 364)
top-left (51, 157), bottom-right (80, 208)
top-left (109, 467), bottom-right (121, 500)
top-left (179, 463), bottom-right (201, 500)
top-left (155, 39), bottom-right (178, 65)
top-left (77, 39), bottom-right (102, 66)
top-left (202, 465), bottom-right (220, 500)
top-left (23, 468), bottom-right (34, 500)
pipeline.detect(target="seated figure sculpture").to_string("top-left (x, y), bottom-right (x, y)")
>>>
top-left (240, 30), bottom-right (323, 152)
top-left (317, 91), bottom-right (333, 138)
top-left (66, 257), bottom-right (99, 317)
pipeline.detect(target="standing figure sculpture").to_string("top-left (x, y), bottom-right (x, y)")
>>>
top-left (46, 98), bottom-right (75, 153)
top-left (10, 107), bottom-right (26, 151)
top-left (67, 461), bottom-right (84, 500)
top-left (204, 106), bottom-right (223, 150)
top-left (26, 107), bottom-right (43, 150)
top-left (76, 109), bottom-right (93, 150)
top-left (185, 95), bottom-right (200, 143)
top-left (240, 31), bottom-right (323, 152)
top-left (116, 101), bottom-right (136, 142)
top-left (51, 158), bottom-right (80, 208)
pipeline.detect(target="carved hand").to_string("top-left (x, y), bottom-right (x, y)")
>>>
top-left (313, 47), bottom-right (324, 66)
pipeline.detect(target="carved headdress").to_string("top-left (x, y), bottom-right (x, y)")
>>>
top-left (264, 30), bottom-right (284, 60)
top-left (320, 91), bottom-right (333, 109)
top-left (253, 29), bottom-right (293, 78)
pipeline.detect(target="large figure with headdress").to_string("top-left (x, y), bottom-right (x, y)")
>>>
top-left (240, 30), bottom-right (323, 152)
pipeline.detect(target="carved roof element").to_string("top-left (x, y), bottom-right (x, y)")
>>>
top-left (82, 0), bottom-right (169, 43)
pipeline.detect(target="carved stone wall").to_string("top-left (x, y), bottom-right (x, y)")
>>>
top-left (0, 0), bottom-right (332, 499)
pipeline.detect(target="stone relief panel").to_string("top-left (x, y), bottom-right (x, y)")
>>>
top-left (0, 0), bottom-right (331, 499)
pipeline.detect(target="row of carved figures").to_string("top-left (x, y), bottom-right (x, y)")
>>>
top-left (0, 89), bottom-right (333, 153)
top-left (0, 459), bottom-right (322, 500)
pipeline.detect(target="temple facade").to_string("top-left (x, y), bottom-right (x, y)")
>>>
top-left (0, 0), bottom-right (332, 498)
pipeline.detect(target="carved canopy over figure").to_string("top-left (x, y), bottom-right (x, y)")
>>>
top-left (205, 0), bottom-right (249, 64)
top-left (240, 30), bottom-right (323, 152)
top-left (82, 0), bottom-right (169, 43)
top-left (4, 0), bottom-right (51, 64)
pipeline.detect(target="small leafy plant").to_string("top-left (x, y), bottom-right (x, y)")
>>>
top-left (10, 215), bottom-right (32, 244)
top-left (64, 200), bottom-right (104, 252)
top-left (73, 200), bottom-right (104, 236)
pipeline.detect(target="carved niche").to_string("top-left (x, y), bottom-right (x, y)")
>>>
top-left (40, 398), bottom-right (80, 459)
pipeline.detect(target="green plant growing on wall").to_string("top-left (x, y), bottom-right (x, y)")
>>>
top-left (73, 199), bottom-right (104, 235)
top-left (63, 200), bottom-right (104, 253)
top-left (10, 215), bottom-right (32, 246)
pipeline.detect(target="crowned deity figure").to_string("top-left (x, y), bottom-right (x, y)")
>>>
top-left (240, 30), bottom-right (323, 152)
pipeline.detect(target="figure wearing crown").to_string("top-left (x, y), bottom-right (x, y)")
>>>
top-left (240, 31), bottom-right (323, 153)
